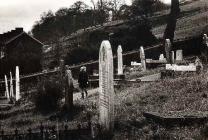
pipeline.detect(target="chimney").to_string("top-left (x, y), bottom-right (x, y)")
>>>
top-left (15, 28), bottom-right (23, 33)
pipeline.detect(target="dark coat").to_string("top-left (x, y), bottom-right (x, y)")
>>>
top-left (78, 71), bottom-right (88, 88)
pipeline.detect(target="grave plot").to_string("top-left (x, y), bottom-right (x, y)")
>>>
top-left (143, 111), bottom-right (208, 127)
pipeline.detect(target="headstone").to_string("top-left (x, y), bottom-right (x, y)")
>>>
top-left (165, 39), bottom-right (171, 63)
top-left (117, 45), bottom-right (123, 75)
top-left (108, 11), bottom-right (113, 22)
top-left (65, 65), bottom-right (74, 110)
top-left (165, 64), bottom-right (196, 72)
top-left (10, 72), bottom-right (14, 98)
top-left (195, 57), bottom-right (203, 73)
top-left (4, 75), bottom-right (9, 99)
top-left (176, 50), bottom-right (183, 61)
top-left (15, 66), bottom-right (20, 101)
top-left (99, 40), bottom-right (114, 131)
top-left (140, 46), bottom-right (146, 71)
top-left (159, 54), bottom-right (165, 61)
top-left (171, 51), bottom-right (175, 64)
top-left (203, 34), bottom-right (208, 46)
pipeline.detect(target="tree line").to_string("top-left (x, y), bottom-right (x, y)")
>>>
top-left (31, 0), bottom-right (167, 44)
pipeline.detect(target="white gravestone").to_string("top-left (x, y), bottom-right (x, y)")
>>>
top-left (99, 40), bottom-right (114, 131)
top-left (166, 64), bottom-right (196, 71)
top-left (171, 51), bottom-right (175, 64)
top-left (108, 11), bottom-right (113, 22)
top-left (117, 45), bottom-right (123, 75)
top-left (176, 50), bottom-right (183, 61)
top-left (203, 34), bottom-right (208, 46)
top-left (16, 66), bottom-right (20, 101)
top-left (4, 75), bottom-right (9, 99)
top-left (159, 54), bottom-right (165, 61)
top-left (165, 39), bottom-right (171, 63)
top-left (140, 46), bottom-right (146, 71)
top-left (10, 72), bottom-right (14, 98)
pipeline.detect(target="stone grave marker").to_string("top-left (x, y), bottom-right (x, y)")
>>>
top-left (159, 54), bottom-right (165, 61)
top-left (203, 34), bottom-right (208, 46)
top-left (10, 72), bottom-right (14, 98)
top-left (99, 40), bottom-right (114, 131)
top-left (65, 65), bottom-right (74, 110)
top-left (176, 50), bottom-right (183, 61)
top-left (15, 66), bottom-right (20, 101)
top-left (140, 46), bottom-right (146, 71)
top-left (165, 39), bottom-right (172, 63)
top-left (108, 11), bottom-right (113, 22)
top-left (195, 57), bottom-right (203, 73)
top-left (4, 75), bottom-right (9, 99)
top-left (171, 51), bottom-right (175, 64)
top-left (166, 64), bottom-right (196, 71)
top-left (117, 45), bottom-right (123, 75)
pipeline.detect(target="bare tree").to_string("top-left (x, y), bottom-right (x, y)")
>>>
top-left (163, 0), bottom-right (180, 43)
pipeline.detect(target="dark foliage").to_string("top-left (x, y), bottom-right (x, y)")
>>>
top-left (32, 78), bottom-right (63, 113)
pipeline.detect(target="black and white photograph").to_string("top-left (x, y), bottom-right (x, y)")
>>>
top-left (0, 0), bottom-right (208, 139)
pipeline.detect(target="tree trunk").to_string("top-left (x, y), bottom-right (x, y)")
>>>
top-left (163, 0), bottom-right (180, 43)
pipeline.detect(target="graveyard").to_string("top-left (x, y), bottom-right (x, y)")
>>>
top-left (1, 0), bottom-right (208, 139)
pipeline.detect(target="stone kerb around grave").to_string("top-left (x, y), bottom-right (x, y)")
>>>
top-left (99, 40), bottom-right (114, 132)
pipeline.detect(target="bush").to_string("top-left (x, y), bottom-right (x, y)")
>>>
top-left (33, 79), bottom-right (63, 112)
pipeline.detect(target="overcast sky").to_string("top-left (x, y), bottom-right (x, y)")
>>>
top-left (0, 0), bottom-right (169, 34)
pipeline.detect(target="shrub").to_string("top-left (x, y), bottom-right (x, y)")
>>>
top-left (33, 78), bottom-right (63, 112)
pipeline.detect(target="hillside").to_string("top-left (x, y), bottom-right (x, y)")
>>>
top-left (152, 0), bottom-right (208, 39)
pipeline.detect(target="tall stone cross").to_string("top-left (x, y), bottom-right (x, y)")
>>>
top-left (99, 40), bottom-right (114, 131)
top-left (140, 46), bottom-right (146, 71)
top-left (16, 66), bottom-right (20, 101)
top-left (117, 45), bottom-right (123, 75)
top-left (165, 39), bottom-right (172, 63)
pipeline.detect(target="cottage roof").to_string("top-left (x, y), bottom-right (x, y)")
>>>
top-left (0, 28), bottom-right (44, 46)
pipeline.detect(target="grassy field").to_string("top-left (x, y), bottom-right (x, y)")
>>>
top-left (1, 69), bottom-right (208, 139)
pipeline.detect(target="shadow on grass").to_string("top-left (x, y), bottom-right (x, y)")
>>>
top-left (47, 104), bottom-right (85, 122)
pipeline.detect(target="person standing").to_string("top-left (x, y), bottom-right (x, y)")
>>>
top-left (78, 66), bottom-right (88, 99)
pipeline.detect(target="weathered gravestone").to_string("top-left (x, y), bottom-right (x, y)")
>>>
top-left (65, 65), bottom-right (74, 110)
top-left (171, 51), bottom-right (175, 64)
top-left (99, 40), bottom-right (114, 131)
top-left (108, 11), bottom-right (113, 22)
top-left (117, 45), bottom-right (123, 75)
top-left (4, 75), bottom-right (9, 99)
top-left (165, 39), bottom-right (172, 63)
top-left (203, 34), bottom-right (208, 46)
top-left (10, 72), bottom-right (14, 98)
top-left (195, 57), bottom-right (203, 73)
top-left (140, 46), bottom-right (146, 71)
top-left (176, 50), bottom-right (183, 61)
top-left (159, 54), bottom-right (165, 61)
top-left (15, 66), bottom-right (20, 101)
top-left (201, 34), bottom-right (208, 62)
